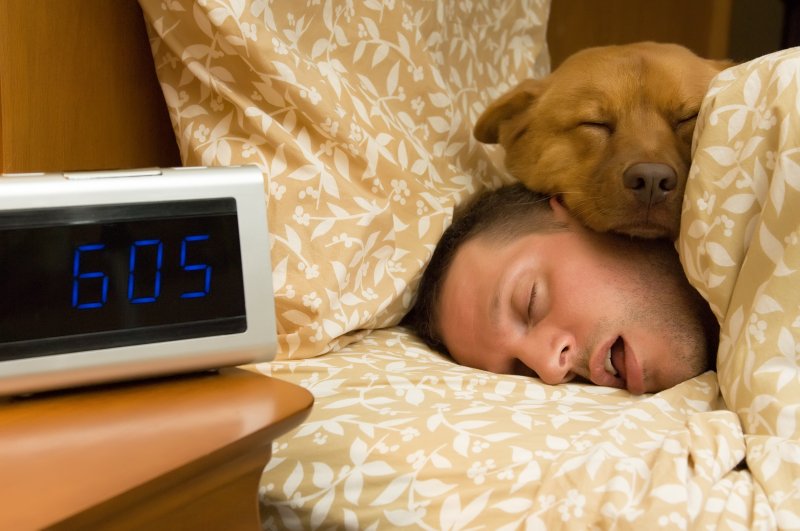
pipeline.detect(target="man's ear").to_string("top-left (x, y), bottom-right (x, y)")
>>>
top-left (548, 196), bottom-right (577, 226)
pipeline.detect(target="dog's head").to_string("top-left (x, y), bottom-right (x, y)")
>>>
top-left (474, 42), bottom-right (732, 239)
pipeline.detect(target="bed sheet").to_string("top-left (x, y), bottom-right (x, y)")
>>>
top-left (250, 328), bottom-right (763, 530)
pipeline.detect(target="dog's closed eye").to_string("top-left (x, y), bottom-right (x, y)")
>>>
top-left (579, 121), bottom-right (614, 134)
top-left (510, 125), bottom-right (529, 144)
top-left (673, 113), bottom-right (699, 140)
top-left (675, 113), bottom-right (699, 128)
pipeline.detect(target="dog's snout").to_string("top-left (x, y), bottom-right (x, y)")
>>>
top-left (623, 163), bottom-right (677, 205)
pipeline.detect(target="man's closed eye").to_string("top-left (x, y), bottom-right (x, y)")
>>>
top-left (527, 282), bottom-right (538, 325)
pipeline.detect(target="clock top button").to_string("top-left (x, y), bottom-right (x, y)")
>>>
top-left (64, 169), bottom-right (163, 180)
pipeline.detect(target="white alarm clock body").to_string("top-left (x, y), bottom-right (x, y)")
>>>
top-left (0, 166), bottom-right (276, 395)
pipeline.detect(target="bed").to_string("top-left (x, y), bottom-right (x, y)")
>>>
top-left (4, 1), bottom-right (800, 528)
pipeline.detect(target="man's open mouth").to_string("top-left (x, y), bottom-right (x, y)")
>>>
top-left (604, 336), bottom-right (626, 381)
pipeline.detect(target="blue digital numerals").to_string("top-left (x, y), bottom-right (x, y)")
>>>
top-left (128, 240), bottom-right (163, 304)
top-left (71, 235), bottom-right (212, 310)
top-left (72, 244), bottom-right (109, 309)
top-left (180, 235), bottom-right (212, 299)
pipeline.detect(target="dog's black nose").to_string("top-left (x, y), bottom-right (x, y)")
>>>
top-left (623, 163), bottom-right (677, 205)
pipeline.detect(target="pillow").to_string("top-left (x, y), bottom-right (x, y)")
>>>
top-left (138, 0), bottom-right (550, 358)
top-left (680, 46), bottom-right (800, 440)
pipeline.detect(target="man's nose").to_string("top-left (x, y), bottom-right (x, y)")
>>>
top-left (519, 329), bottom-right (577, 385)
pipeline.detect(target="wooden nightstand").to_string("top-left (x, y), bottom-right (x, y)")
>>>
top-left (0, 368), bottom-right (313, 530)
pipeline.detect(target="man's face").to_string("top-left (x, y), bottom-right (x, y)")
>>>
top-left (438, 198), bottom-right (710, 395)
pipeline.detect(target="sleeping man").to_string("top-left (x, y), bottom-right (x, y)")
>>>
top-left (404, 183), bottom-right (719, 395)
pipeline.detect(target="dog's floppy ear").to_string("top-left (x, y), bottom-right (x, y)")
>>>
top-left (473, 79), bottom-right (544, 144)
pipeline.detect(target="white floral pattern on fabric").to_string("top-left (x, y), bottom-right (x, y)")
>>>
top-left (138, 0), bottom-right (550, 359)
top-left (249, 328), bottom-right (791, 529)
top-left (138, 1), bottom-right (800, 524)
top-left (681, 46), bottom-right (800, 526)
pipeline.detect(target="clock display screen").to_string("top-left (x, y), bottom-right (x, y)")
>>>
top-left (0, 198), bottom-right (247, 361)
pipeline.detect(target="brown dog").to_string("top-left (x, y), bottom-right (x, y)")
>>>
top-left (474, 42), bottom-right (732, 239)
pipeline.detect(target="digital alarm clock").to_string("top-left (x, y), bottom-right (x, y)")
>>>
top-left (0, 166), bottom-right (276, 395)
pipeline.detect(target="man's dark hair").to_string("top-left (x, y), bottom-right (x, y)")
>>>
top-left (402, 183), bottom-right (567, 352)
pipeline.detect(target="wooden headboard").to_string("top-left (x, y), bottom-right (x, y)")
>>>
top-left (0, 0), bottom-right (180, 173)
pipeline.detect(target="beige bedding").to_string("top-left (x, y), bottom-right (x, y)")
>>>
top-left (254, 331), bottom-right (747, 529)
top-left (137, 0), bottom-right (800, 526)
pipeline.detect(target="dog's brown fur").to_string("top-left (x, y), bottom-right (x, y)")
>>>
top-left (474, 42), bottom-right (732, 239)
